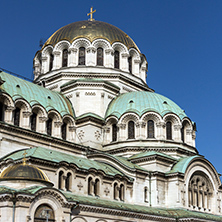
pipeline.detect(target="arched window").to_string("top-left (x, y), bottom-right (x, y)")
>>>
top-left (97, 47), bottom-right (103, 66)
top-left (128, 121), bottom-right (135, 139)
top-left (62, 49), bottom-right (68, 67)
top-left (114, 182), bottom-right (118, 200)
top-left (181, 125), bottom-right (185, 143)
top-left (79, 47), bottom-right (85, 65)
top-left (114, 50), bottom-right (120, 69)
top-left (61, 122), bottom-right (67, 140)
top-left (34, 204), bottom-right (55, 222)
top-left (14, 107), bottom-right (20, 126)
top-left (128, 56), bottom-right (132, 73)
top-left (0, 102), bottom-right (4, 121)
top-left (147, 120), bottom-right (155, 138)
top-left (30, 112), bottom-right (37, 131)
top-left (112, 124), bottom-right (117, 142)
top-left (88, 177), bottom-right (93, 195)
top-left (46, 117), bottom-right (53, 136)
top-left (58, 171), bottom-right (64, 190)
top-left (49, 53), bottom-right (54, 71)
top-left (188, 172), bottom-right (213, 211)
top-left (119, 184), bottom-right (124, 201)
top-left (144, 187), bottom-right (148, 202)
top-left (65, 172), bottom-right (71, 191)
top-left (94, 178), bottom-right (100, 196)
top-left (166, 121), bottom-right (172, 140)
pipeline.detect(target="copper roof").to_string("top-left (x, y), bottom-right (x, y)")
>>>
top-left (44, 20), bottom-right (140, 52)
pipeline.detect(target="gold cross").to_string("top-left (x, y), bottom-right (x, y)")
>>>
top-left (87, 7), bottom-right (96, 21)
top-left (22, 150), bottom-right (27, 165)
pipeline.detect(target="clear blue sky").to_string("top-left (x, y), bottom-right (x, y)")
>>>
top-left (0, 0), bottom-right (222, 172)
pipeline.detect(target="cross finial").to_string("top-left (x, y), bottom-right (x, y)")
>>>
top-left (87, 7), bottom-right (96, 21)
top-left (22, 150), bottom-right (27, 165)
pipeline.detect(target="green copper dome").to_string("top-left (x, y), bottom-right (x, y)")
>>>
top-left (44, 20), bottom-right (140, 51)
top-left (105, 91), bottom-right (187, 120)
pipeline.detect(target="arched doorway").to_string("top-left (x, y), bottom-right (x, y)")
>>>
top-left (34, 204), bottom-right (55, 222)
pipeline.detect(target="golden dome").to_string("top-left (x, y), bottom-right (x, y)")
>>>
top-left (44, 20), bottom-right (140, 52)
top-left (0, 163), bottom-right (52, 185)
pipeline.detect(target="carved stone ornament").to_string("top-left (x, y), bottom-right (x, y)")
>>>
top-left (69, 48), bottom-right (78, 53)
top-left (39, 117), bottom-right (48, 123)
top-left (22, 111), bottom-right (32, 118)
top-left (105, 49), bottom-right (114, 54)
top-left (174, 125), bottom-right (182, 131)
top-left (77, 182), bottom-right (83, 191)
top-left (104, 187), bottom-right (110, 196)
top-left (95, 130), bottom-right (101, 140)
top-left (156, 122), bottom-right (165, 128)
top-left (78, 130), bottom-right (85, 140)
top-left (54, 121), bottom-right (63, 127)
top-left (117, 123), bottom-right (126, 129)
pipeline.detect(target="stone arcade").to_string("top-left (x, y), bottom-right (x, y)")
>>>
top-left (0, 15), bottom-right (222, 222)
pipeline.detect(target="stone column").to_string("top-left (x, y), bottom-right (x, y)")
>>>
top-left (140, 65), bottom-right (147, 82)
top-left (22, 111), bottom-right (32, 129)
top-left (68, 48), bottom-right (78, 66)
top-left (186, 129), bottom-right (193, 146)
top-left (41, 56), bottom-right (48, 74)
top-left (121, 53), bottom-right (129, 72)
top-left (103, 126), bottom-right (110, 144)
top-left (136, 120), bottom-right (146, 139)
top-left (156, 122), bottom-right (165, 140)
top-left (39, 117), bottom-right (48, 134)
top-left (174, 124), bottom-right (182, 142)
top-left (105, 49), bottom-right (114, 68)
top-left (54, 121), bottom-right (63, 138)
top-left (86, 47), bottom-right (96, 66)
top-left (117, 123), bottom-right (126, 141)
top-left (133, 59), bottom-right (141, 77)
top-left (53, 51), bottom-right (61, 70)
top-left (68, 126), bottom-right (76, 142)
top-left (4, 106), bottom-right (14, 124)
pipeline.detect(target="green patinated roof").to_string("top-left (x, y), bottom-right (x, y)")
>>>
top-left (75, 112), bottom-right (104, 121)
top-left (0, 71), bottom-right (74, 117)
top-left (1, 185), bottom-right (222, 221)
top-left (61, 78), bottom-right (120, 90)
top-left (1, 147), bottom-right (125, 177)
top-left (63, 191), bottom-right (222, 221)
top-left (105, 91), bottom-right (187, 120)
top-left (129, 151), bottom-right (177, 161)
top-left (166, 155), bottom-right (200, 174)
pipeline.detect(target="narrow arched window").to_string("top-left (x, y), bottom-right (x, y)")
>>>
top-left (46, 117), bottom-right (53, 136)
top-left (34, 204), bottom-right (55, 222)
top-left (30, 112), bottom-right (37, 131)
top-left (79, 47), bottom-right (85, 65)
top-left (112, 124), bottom-right (117, 142)
top-left (119, 184), bottom-right (124, 201)
top-left (97, 47), bottom-right (103, 66)
top-left (147, 120), bottom-right (155, 138)
top-left (114, 183), bottom-right (118, 200)
top-left (61, 122), bottom-right (67, 140)
top-left (65, 172), bottom-right (71, 191)
top-left (128, 56), bottom-right (132, 73)
top-left (62, 49), bottom-right (68, 67)
top-left (88, 177), bottom-right (93, 195)
top-left (166, 121), bottom-right (172, 140)
top-left (128, 121), bottom-right (135, 139)
top-left (114, 50), bottom-right (120, 69)
top-left (58, 171), bottom-right (64, 190)
top-left (49, 53), bottom-right (54, 71)
top-left (0, 102), bottom-right (4, 121)
top-left (94, 179), bottom-right (100, 196)
top-left (14, 107), bottom-right (20, 126)
top-left (181, 125), bottom-right (185, 143)
top-left (144, 187), bottom-right (148, 202)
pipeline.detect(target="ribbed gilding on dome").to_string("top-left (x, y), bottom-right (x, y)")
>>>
top-left (0, 163), bottom-right (52, 185)
top-left (44, 20), bottom-right (140, 52)
top-left (105, 91), bottom-right (187, 120)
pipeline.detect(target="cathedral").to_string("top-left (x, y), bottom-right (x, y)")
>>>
top-left (0, 9), bottom-right (222, 222)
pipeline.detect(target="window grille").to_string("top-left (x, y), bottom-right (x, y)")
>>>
top-left (62, 49), bottom-right (68, 67)
top-left (30, 113), bottom-right (37, 131)
top-left (166, 121), bottom-right (172, 140)
top-left (128, 121), bottom-right (135, 139)
top-left (147, 120), bottom-right (155, 138)
top-left (79, 47), bottom-right (85, 65)
top-left (114, 51), bottom-right (120, 69)
top-left (97, 47), bottom-right (103, 66)
top-left (112, 124), bottom-right (117, 142)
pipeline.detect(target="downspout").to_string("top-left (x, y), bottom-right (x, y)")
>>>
top-left (149, 172), bottom-right (152, 207)
top-left (12, 192), bottom-right (16, 222)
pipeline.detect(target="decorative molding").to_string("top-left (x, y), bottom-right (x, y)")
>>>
top-left (95, 130), bottom-right (101, 140)
top-left (85, 92), bottom-right (96, 96)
